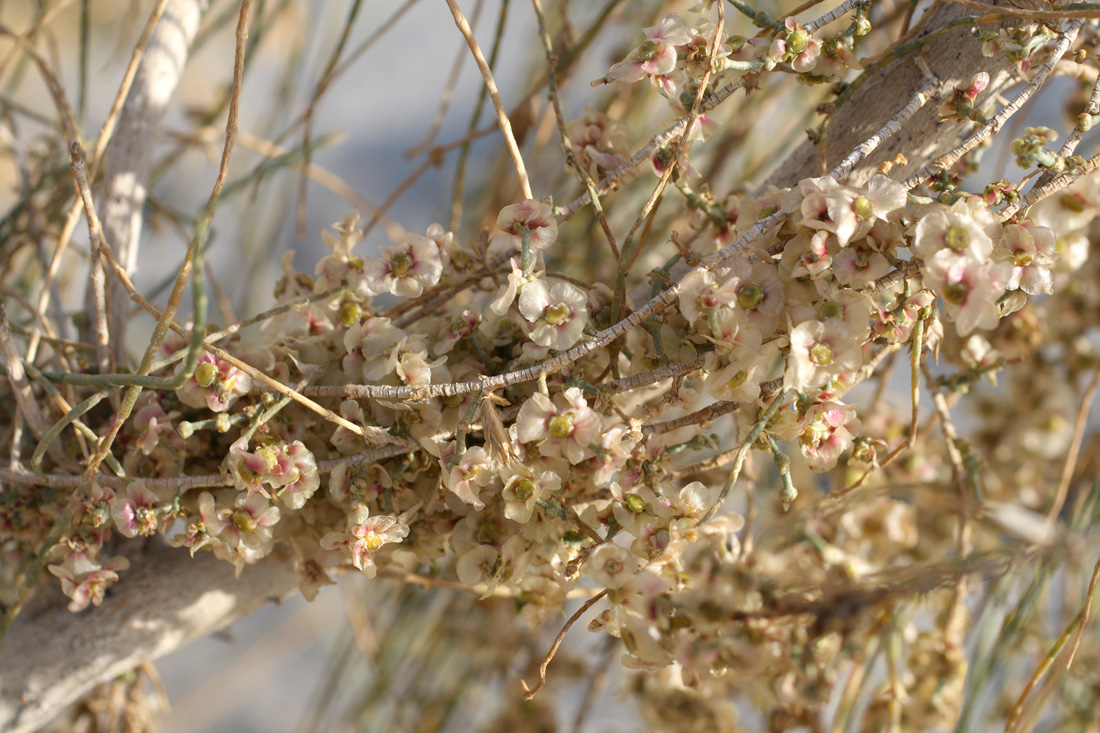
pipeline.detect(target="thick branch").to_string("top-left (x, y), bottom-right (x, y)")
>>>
top-left (0, 543), bottom-right (299, 733)
top-left (93, 0), bottom-right (203, 364)
top-left (766, 4), bottom-right (1024, 187)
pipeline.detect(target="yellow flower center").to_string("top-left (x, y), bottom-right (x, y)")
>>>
top-left (389, 250), bottom-right (413, 277)
top-left (725, 369), bottom-right (748, 388)
top-left (194, 362), bottom-right (218, 388)
top-left (625, 493), bottom-right (647, 514)
top-left (362, 530), bottom-right (384, 552)
top-left (818, 300), bottom-right (842, 320)
top-left (233, 509), bottom-right (257, 534)
top-left (135, 506), bottom-right (157, 533)
top-left (549, 415), bottom-right (574, 439)
top-left (257, 446), bottom-right (279, 472)
top-left (853, 196), bottom-right (873, 221)
top-left (809, 342), bottom-right (834, 366)
top-left (945, 225), bottom-right (970, 251)
top-left (514, 478), bottom-right (535, 502)
top-left (737, 283), bottom-right (764, 309)
top-left (545, 302), bottom-right (570, 326)
top-left (944, 281), bottom-right (969, 305)
top-left (477, 520), bottom-right (500, 544)
top-left (339, 302), bottom-right (361, 326)
top-left (787, 29), bottom-right (810, 54)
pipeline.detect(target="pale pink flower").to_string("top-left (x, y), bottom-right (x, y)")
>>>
top-left (131, 398), bottom-right (181, 456)
top-left (726, 259), bottom-right (786, 335)
top-left (924, 252), bottom-right (1010, 336)
top-left (785, 230), bottom-right (835, 281)
top-left (606, 13), bottom-right (690, 84)
top-left (320, 504), bottom-right (409, 578)
top-left (81, 483), bottom-right (116, 529)
top-left (588, 543), bottom-right (639, 589)
top-left (785, 319), bottom-right (865, 392)
top-left (677, 267), bottom-right (740, 324)
top-left (170, 491), bottom-right (223, 556)
top-left (515, 387), bottom-right (601, 464)
top-left (705, 344), bottom-right (771, 403)
top-left (434, 304), bottom-right (481, 355)
top-left (799, 401), bottom-right (861, 471)
top-left (228, 439), bottom-right (321, 509)
top-left (364, 232), bottom-right (443, 298)
top-left (814, 37), bottom-right (863, 81)
top-left (213, 492), bottom-right (281, 554)
top-left (911, 198), bottom-right (997, 262)
top-left (518, 279), bottom-right (588, 350)
top-left (792, 289), bottom-right (873, 341)
top-left (566, 107), bottom-right (629, 178)
top-left (441, 444), bottom-right (495, 508)
top-left (995, 221), bottom-right (1057, 295)
top-left (833, 236), bottom-right (891, 287)
top-left (48, 552), bottom-right (130, 612)
top-left (497, 200), bottom-right (558, 251)
top-left (489, 258), bottom-right (533, 316)
top-left (342, 316), bottom-right (404, 379)
top-left (274, 442), bottom-right (322, 509)
top-left (770, 18), bottom-right (820, 74)
top-left (795, 176), bottom-right (860, 247)
top-left (315, 210), bottom-right (370, 295)
top-left (456, 544), bottom-right (498, 586)
top-left (176, 353), bottom-right (251, 413)
top-left (110, 483), bottom-right (163, 538)
top-left (500, 463), bottom-right (561, 523)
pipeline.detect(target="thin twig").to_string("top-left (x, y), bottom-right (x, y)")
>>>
top-left (444, 0), bottom-right (532, 200)
top-left (69, 143), bottom-right (112, 375)
top-left (520, 590), bottom-right (608, 699)
top-left (1046, 361), bottom-right (1100, 524)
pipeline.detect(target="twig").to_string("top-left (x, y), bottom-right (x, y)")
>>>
top-left (520, 590), bottom-right (608, 699)
top-left (999, 146), bottom-right (1100, 221)
top-left (698, 389), bottom-right (792, 524)
top-left (295, 0), bottom-right (364, 239)
top-left (444, 0), bottom-right (532, 200)
top-left (1004, 553), bottom-right (1100, 733)
top-left (595, 357), bottom-right (706, 394)
top-left (69, 143), bottom-right (112, 375)
top-left (532, 0), bottom-right (618, 259)
top-left (1046, 361), bottom-right (1100, 524)
top-left (643, 400), bottom-right (739, 435)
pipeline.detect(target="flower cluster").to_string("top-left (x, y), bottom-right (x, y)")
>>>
top-left (9, 2), bottom-right (1100, 730)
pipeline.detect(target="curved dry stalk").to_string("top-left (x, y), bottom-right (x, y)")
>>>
top-left (520, 589), bottom-right (608, 700)
top-left (532, 0), bottom-right (618, 258)
top-left (1, 0), bottom-right (253, 648)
